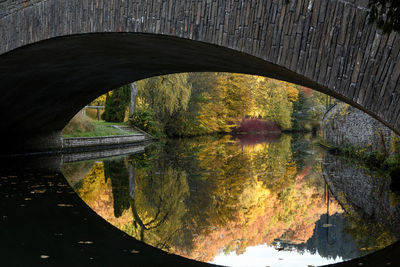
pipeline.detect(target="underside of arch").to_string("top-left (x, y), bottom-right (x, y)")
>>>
top-left (0, 32), bottom-right (396, 154)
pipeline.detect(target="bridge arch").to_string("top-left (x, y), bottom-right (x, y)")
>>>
top-left (1, 0), bottom-right (400, 153)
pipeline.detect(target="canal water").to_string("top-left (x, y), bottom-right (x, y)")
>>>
top-left (59, 133), bottom-right (400, 266)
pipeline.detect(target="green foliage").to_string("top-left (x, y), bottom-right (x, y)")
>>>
top-left (62, 120), bottom-right (131, 138)
top-left (164, 111), bottom-right (207, 137)
top-left (323, 143), bottom-right (400, 173)
top-left (102, 85), bottom-right (131, 122)
top-left (252, 78), bottom-right (297, 130)
top-left (195, 74), bottom-right (299, 132)
top-left (291, 90), bottom-right (311, 131)
top-left (129, 109), bottom-right (158, 135)
top-left (197, 73), bottom-right (249, 132)
top-left (385, 152), bottom-right (400, 172)
top-left (133, 73), bottom-right (192, 136)
top-left (308, 90), bottom-right (329, 133)
top-left (163, 73), bottom-right (214, 137)
top-left (137, 73), bottom-right (191, 121)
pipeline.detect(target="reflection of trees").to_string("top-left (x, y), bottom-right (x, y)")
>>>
top-left (250, 134), bottom-right (294, 192)
top-left (123, 153), bottom-right (190, 252)
top-left (71, 135), bottom-right (391, 263)
top-left (72, 148), bottom-right (191, 253)
top-left (175, 135), bottom-right (345, 262)
top-left (196, 135), bottom-right (252, 226)
top-left (114, 135), bottom-right (347, 262)
top-left (74, 162), bottom-right (133, 228)
top-left (125, 135), bottom-right (344, 262)
top-left (104, 158), bottom-right (130, 218)
top-left (339, 204), bottom-right (395, 254)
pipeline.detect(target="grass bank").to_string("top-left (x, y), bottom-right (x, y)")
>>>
top-left (319, 140), bottom-right (400, 175)
top-left (62, 115), bottom-right (133, 138)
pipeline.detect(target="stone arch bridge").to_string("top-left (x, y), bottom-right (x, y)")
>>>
top-left (1, 0), bottom-right (400, 153)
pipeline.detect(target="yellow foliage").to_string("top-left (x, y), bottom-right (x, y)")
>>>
top-left (65, 136), bottom-right (351, 263)
top-left (286, 85), bottom-right (299, 102)
top-left (77, 162), bottom-right (107, 204)
top-left (196, 73), bottom-right (298, 131)
top-left (76, 162), bottom-right (133, 228)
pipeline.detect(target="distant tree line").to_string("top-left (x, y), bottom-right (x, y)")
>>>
top-left (96, 72), bottom-right (327, 137)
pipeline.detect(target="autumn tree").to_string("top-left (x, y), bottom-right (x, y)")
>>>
top-left (164, 72), bottom-right (216, 137)
top-left (197, 73), bottom-right (254, 132)
top-left (130, 73), bottom-right (192, 136)
top-left (251, 77), bottom-right (298, 130)
top-left (131, 72), bottom-right (315, 135)
top-left (136, 73), bottom-right (191, 122)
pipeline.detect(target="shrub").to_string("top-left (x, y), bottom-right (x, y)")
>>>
top-left (164, 114), bottom-right (209, 137)
top-left (62, 112), bottom-right (94, 135)
top-left (234, 118), bottom-right (281, 133)
top-left (129, 109), bottom-right (163, 137)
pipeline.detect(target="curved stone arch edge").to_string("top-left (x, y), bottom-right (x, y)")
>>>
top-left (1, 32), bottom-right (398, 145)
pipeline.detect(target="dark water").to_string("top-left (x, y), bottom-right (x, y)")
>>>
top-left (60, 134), bottom-right (400, 266)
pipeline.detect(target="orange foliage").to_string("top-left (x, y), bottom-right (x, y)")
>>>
top-left (77, 162), bottom-right (133, 228)
top-left (179, 167), bottom-right (342, 262)
top-left (300, 86), bottom-right (313, 96)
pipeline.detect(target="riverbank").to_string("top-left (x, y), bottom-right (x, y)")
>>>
top-left (62, 134), bottom-right (150, 152)
top-left (63, 120), bottom-right (135, 138)
top-left (319, 141), bottom-right (391, 170)
top-left (319, 140), bottom-right (400, 196)
top-left (61, 117), bottom-right (157, 152)
top-left (320, 101), bottom-right (400, 191)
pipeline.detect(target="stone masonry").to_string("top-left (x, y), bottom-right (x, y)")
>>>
top-left (323, 102), bottom-right (397, 154)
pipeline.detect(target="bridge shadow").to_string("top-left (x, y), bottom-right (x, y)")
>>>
top-left (0, 153), bottom-right (211, 266)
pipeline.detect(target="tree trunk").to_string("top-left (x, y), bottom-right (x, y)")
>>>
top-left (128, 164), bottom-right (135, 200)
top-left (129, 82), bottom-right (137, 117)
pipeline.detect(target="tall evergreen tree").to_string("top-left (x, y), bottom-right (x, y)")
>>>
top-left (291, 90), bottom-right (311, 131)
top-left (102, 84), bottom-right (131, 122)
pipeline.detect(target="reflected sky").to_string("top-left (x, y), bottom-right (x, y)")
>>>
top-left (62, 134), bottom-right (399, 266)
top-left (211, 244), bottom-right (341, 267)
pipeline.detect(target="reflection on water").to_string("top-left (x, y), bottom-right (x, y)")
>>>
top-left (322, 153), bottom-right (400, 253)
top-left (62, 134), bottom-right (400, 266)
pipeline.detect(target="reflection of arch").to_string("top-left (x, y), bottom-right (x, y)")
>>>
top-left (1, 0), bottom-right (400, 153)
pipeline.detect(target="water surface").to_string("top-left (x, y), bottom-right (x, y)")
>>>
top-left (62, 134), bottom-right (400, 266)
